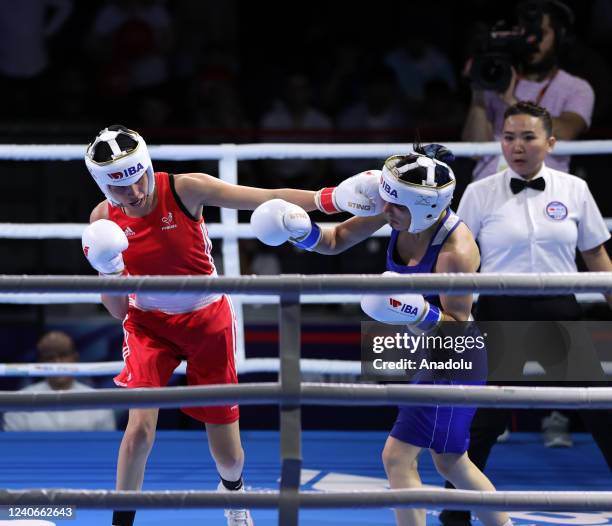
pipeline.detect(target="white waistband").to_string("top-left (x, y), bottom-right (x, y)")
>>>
top-left (130, 292), bottom-right (223, 315)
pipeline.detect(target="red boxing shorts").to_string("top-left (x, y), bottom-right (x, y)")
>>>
top-left (115, 295), bottom-right (239, 424)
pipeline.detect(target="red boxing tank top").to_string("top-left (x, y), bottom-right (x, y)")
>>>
top-left (108, 172), bottom-right (220, 313)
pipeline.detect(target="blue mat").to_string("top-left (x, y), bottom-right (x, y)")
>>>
top-left (0, 431), bottom-right (609, 525)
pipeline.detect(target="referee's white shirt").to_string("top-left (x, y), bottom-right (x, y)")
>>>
top-left (457, 164), bottom-right (610, 273)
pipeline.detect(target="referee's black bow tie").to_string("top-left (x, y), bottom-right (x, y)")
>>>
top-left (510, 177), bottom-right (546, 194)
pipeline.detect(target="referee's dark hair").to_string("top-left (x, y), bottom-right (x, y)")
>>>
top-left (504, 101), bottom-right (553, 137)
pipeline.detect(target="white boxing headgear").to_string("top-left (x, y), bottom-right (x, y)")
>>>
top-left (379, 152), bottom-right (456, 233)
top-left (84, 126), bottom-right (155, 206)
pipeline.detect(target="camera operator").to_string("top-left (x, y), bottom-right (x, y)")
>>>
top-left (463, 0), bottom-right (594, 181)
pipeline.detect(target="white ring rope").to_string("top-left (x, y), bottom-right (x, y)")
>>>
top-left (0, 488), bottom-right (609, 512)
top-left (0, 273), bottom-right (610, 308)
top-left (1, 140), bottom-right (612, 160)
top-left (3, 358), bottom-right (611, 378)
top-left (0, 383), bottom-right (611, 412)
top-left (5, 221), bottom-right (612, 239)
top-left (1, 273), bottom-right (611, 375)
top-left (0, 273), bottom-right (611, 295)
top-left (4, 219), bottom-right (612, 239)
top-left (0, 358), bottom-right (361, 377)
top-left (1, 274), bottom-right (611, 375)
top-left (0, 292), bottom-right (606, 304)
top-left (0, 222), bottom-right (387, 239)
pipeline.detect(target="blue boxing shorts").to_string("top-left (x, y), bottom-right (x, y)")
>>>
top-left (389, 379), bottom-right (479, 454)
top-left (389, 321), bottom-right (487, 454)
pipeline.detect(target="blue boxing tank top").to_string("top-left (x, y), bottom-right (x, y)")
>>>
top-left (386, 209), bottom-right (462, 307)
top-left (385, 208), bottom-right (486, 385)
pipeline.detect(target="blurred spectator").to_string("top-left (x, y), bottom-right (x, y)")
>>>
top-left (189, 67), bottom-right (255, 188)
top-left (45, 66), bottom-right (91, 129)
top-left (87, 0), bottom-right (173, 101)
top-left (132, 89), bottom-right (173, 130)
top-left (256, 71), bottom-right (334, 275)
top-left (319, 39), bottom-right (370, 117)
top-left (0, 0), bottom-right (72, 120)
top-left (336, 66), bottom-right (409, 140)
top-left (0, 0), bottom-right (72, 79)
top-left (259, 72), bottom-right (332, 188)
top-left (239, 239), bottom-right (282, 277)
top-left (334, 65), bottom-right (410, 178)
top-left (191, 69), bottom-right (253, 144)
top-left (463, 0), bottom-right (594, 181)
top-left (3, 331), bottom-right (116, 431)
top-left (415, 79), bottom-right (466, 140)
top-left (384, 37), bottom-right (456, 104)
top-left (172, 1), bottom-right (238, 79)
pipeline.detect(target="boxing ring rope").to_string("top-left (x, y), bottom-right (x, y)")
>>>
top-left (1, 273), bottom-right (612, 377)
top-left (4, 272), bottom-right (612, 294)
top-left (0, 274), bottom-right (611, 524)
top-left (1, 139), bottom-right (611, 160)
top-left (3, 359), bottom-right (611, 377)
top-left (0, 488), bottom-right (610, 512)
top-left (1, 382), bottom-right (612, 411)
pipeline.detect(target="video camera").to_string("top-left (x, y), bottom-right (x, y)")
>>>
top-left (469, 2), bottom-right (545, 92)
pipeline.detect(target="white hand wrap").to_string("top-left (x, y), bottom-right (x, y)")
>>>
top-left (315, 170), bottom-right (384, 216)
top-left (361, 273), bottom-right (442, 330)
top-left (251, 199), bottom-right (314, 247)
top-left (82, 219), bottom-right (129, 275)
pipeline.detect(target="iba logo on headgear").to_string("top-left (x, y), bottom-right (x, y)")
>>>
top-left (381, 179), bottom-right (398, 199)
top-left (107, 162), bottom-right (145, 180)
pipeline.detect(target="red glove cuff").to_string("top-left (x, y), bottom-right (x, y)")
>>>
top-left (315, 187), bottom-right (339, 214)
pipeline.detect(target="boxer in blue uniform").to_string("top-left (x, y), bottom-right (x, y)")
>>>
top-left (383, 209), bottom-right (488, 456)
top-left (250, 144), bottom-right (512, 526)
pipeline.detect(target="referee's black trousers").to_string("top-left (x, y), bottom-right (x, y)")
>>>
top-left (440, 296), bottom-right (612, 525)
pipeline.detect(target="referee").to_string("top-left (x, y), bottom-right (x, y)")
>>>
top-left (440, 101), bottom-right (612, 526)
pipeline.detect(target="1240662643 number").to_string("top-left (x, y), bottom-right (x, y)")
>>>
top-left (0, 505), bottom-right (76, 520)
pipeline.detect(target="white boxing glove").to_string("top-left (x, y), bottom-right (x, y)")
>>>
top-left (315, 170), bottom-right (384, 216)
top-left (82, 219), bottom-right (129, 275)
top-left (361, 272), bottom-right (442, 330)
top-left (251, 199), bottom-right (315, 247)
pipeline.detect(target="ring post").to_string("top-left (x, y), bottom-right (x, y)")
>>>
top-left (278, 291), bottom-right (302, 526)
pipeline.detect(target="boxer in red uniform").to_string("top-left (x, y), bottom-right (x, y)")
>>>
top-left (82, 125), bottom-right (388, 526)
